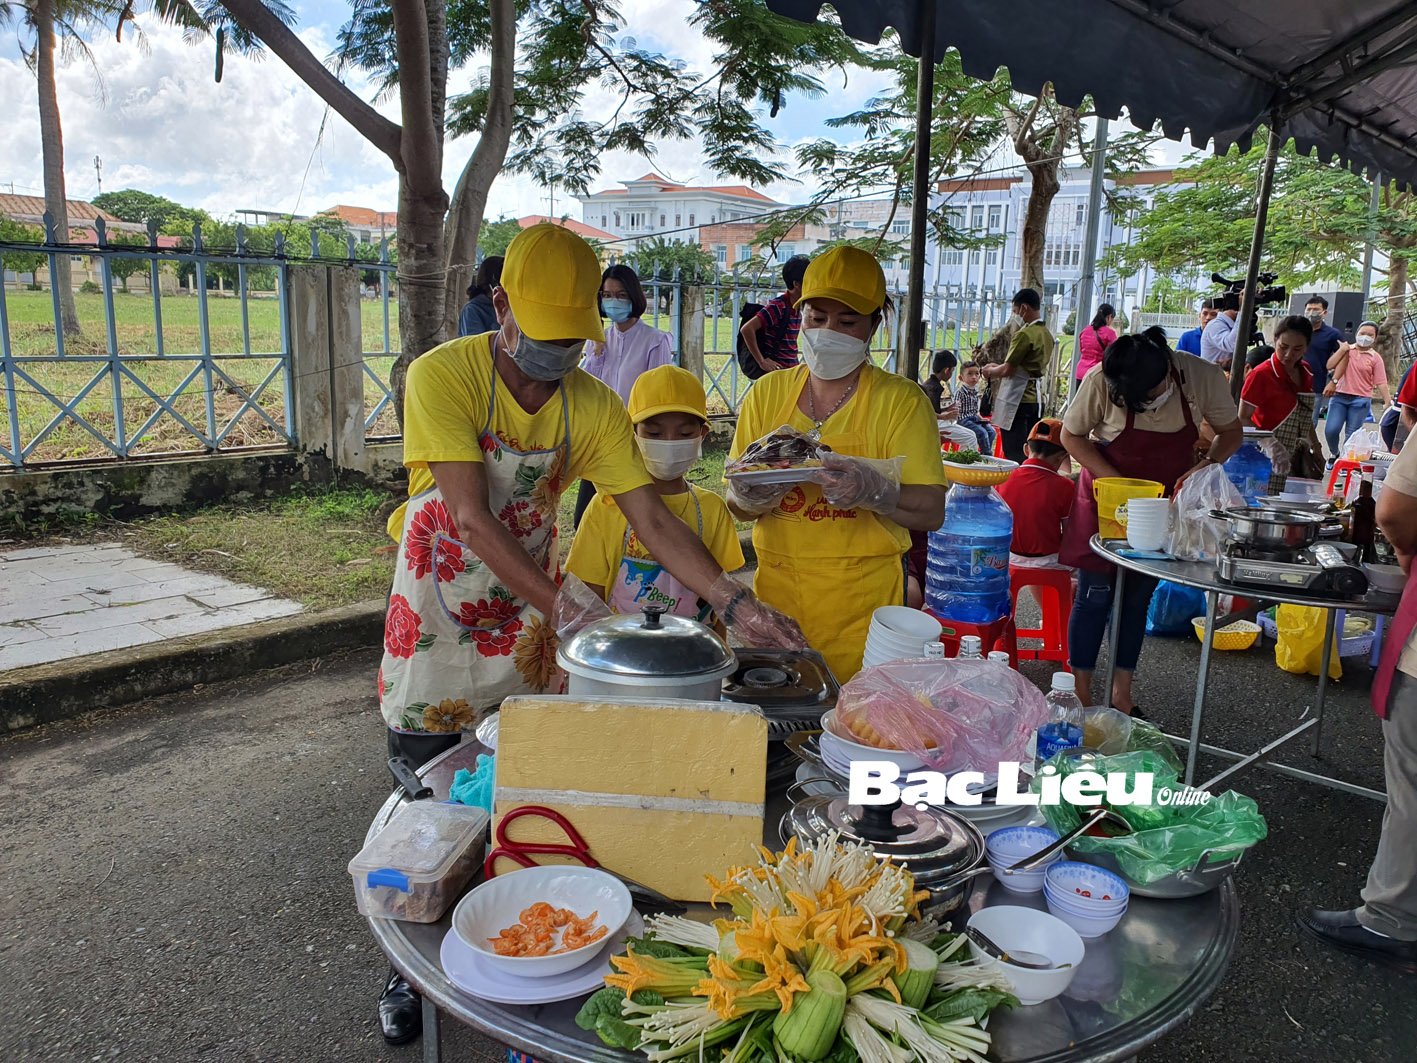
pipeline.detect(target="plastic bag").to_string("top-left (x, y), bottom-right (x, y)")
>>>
top-left (1036, 750), bottom-right (1268, 884)
top-left (1145, 580), bottom-right (1207, 636)
top-left (1164, 463), bottom-right (1243, 561)
top-left (1345, 427), bottom-right (1382, 461)
top-left (832, 657), bottom-right (1048, 772)
top-left (724, 425), bottom-right (827, 476)
top-left (1080, 707), bottom-right (1184, 771)
top-left (1274, 603), bottom-right (1342, 680)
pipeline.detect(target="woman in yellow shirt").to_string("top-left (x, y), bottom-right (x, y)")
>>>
top-left (567, 365), bottom-right (744, 625)
top-left (726, 246), bottom-right (947, 680)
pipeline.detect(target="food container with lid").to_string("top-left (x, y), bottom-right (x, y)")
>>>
top-left (349, 801), bottom-right (490, 922)
top-left (556, 606), bottom-right (737, 701)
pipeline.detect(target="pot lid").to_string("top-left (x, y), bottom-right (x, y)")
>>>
top-left (1219, 506), bottom-right (1326, 525)
top-left (556, 606), bottom-right (737, 680)
top-left (784, 795), bottom-right (983, 876)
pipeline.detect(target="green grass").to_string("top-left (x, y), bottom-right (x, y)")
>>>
top-left (2, 288), bottom-right (400, 463)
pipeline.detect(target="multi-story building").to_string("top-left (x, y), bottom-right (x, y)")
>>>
top-left (579, 173), bottom-right (779, 250)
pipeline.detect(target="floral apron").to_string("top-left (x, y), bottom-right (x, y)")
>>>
top-left (608, 487), bottom-right (709, 621)
top-left (378, 370), bottom-right (569, 734)
top-left (1057, 369), bottom-right (1199, 574)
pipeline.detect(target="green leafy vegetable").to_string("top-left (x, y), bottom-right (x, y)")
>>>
top-left (574, 987), bottom-right (664, 1047)
top-left (625, 933), bottom-right (694, 959)
top-left (946, 448), bottom-right (985, 464)
top-left (924, 986), bottom-right (1018, 1024)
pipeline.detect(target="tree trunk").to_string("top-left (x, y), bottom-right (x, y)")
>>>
top-left (34, 0), bottom-right (81, 337)
top-left (1378, 251), bottom-right (1408, 384)
top-left (1017, 178), bottom-right (1055, 293)
top-left (442, 0), bottom-right (517, 331)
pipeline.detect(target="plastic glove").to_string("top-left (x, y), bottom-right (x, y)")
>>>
top-left (706, 573), bottom-right (808, 651)
top-left (552, 573), bottom-right (612, 640)
top-left (726, 477), bottom-right (794, 516)
top-left (816, 451), bottom-right (902, 514)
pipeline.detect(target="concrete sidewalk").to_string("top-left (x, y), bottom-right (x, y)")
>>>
top-left (0, 542), bottom-right (303, 671)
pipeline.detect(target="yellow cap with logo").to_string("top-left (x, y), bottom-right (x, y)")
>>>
top-left (795, 245), bottom-right (887, 316)
top-left (501, 223), bottom-right (605, 343)
top-left (628, 364), bottom-right (708, 425)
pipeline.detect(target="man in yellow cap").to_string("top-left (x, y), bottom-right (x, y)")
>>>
top-left (726, 245), bottom-right (947, 679)
top-left (373, 224), bottom-right (802, 1044)
top-left (566, 364), bottom-right (745, 625)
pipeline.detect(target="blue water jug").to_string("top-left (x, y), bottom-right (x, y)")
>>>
top-left (925, 483), bottom-right (1013, 623)
top-left (1223, 442), bottom-right (1272, 505)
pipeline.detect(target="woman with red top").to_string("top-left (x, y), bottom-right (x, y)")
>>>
top-left (1240, 315), bottom-right (1325, 491)
top-left (1074, 304), bottom-right (1118, 381)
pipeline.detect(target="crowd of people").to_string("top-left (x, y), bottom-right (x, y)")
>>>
top-left (374, 232), bottom-right (1414, 1041)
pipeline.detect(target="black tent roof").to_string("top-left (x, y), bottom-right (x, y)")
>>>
top-left (764, 0), bottom-right (1417, 184)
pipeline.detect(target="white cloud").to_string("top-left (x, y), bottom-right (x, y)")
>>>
top-left (0, 4), bottom-right (900, 227)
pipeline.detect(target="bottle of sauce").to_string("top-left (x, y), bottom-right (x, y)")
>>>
top-left (1348, 478), bottom-right (1377, 564)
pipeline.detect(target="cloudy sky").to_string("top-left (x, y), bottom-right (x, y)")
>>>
top-left (0, 0), bottom-right (1181, 223)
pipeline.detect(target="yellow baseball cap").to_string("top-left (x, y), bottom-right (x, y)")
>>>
top-left (501, 223), bottom-right (605, 343)
top-left (628, 365), bottom-right (708, 425)
top-left (795, 245), bottom-right (887, 315)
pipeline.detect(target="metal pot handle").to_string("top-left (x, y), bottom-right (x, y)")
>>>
top-left (784, 779), bottom-right (844, 805)
top-left (784, 730), bottom-right (826, 770)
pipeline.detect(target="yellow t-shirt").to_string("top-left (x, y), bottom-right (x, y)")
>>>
top-left (729, 364), bottom-right (945, 558)
top-left (388, 334), bottom-right (652, 538)
top-left (1063, 352), bottom-right (1239, 444)
top-left (565, 487), bottom-right (746, 606)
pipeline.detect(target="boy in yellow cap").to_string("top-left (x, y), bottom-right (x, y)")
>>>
top-left (566, 365), bottom-right (744, 625)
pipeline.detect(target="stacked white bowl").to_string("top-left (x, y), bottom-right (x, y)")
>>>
top-left (985, 825), bottom-right (1063, 892)
top-left (1043, 860), bottom-right (1130, 937)
top-left (1123, 497), bottom-right (1171, 552)
top-left (864, 606), bottom-right (943, 668)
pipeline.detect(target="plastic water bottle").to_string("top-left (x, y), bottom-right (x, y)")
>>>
top-left (925, 483), bottom-right (1013, 622)
top-left (1035, 672), bottom-right (1085, 768)
top-left (1223, 442), bottom-right (1272, 505)
top-left (924, 641), bottom-right (946, 660)
top-left (957, 635), bottom-right (983, 660)
top-left (987, 651), bottom-right (1011, 666)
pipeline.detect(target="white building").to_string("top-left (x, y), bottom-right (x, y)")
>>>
top-left (578, 173), bottom-right (779, 249)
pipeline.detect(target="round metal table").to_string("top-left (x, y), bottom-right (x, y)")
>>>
top-left (365, 742), bottom-right (1240, 1063)
top-left (1090, 536), bottom-right (1400, 801)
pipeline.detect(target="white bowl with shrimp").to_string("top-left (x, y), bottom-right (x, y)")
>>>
top-left (452, 865), bottom-right (633, 977)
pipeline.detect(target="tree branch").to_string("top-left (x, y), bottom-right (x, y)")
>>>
top-left (218, 0), bottom-right (401, 162)
top-left (390, 0), bottom-right (442, 192)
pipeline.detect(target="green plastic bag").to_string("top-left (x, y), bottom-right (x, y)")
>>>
top-left (1035, 751), bottom-right (1268, 885)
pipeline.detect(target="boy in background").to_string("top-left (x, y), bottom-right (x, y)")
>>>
top-left (996, 418), bottom-right (1075, 568)
top-left (954, 361), bottom-right (994, 452)
top-left (566, 366), bottom-right (744, 626)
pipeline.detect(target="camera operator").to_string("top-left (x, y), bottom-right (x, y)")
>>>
top-left (1303, 294), bottom-right (1347, 424)
top-left (1200, 291), bottom-right (1241, 370)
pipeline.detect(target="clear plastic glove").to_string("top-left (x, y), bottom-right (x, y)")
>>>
top-left (726, 478), bottom-right (794, 516)
top-left (552, 573), bottom-right (612, 640)
top-left (816, 452), bottom-right (902, 514)
top-left (706, 573), bottom-right (808, 651)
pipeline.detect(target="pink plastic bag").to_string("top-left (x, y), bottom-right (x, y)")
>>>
top-left (832, 658), bottom-right (1049, 772)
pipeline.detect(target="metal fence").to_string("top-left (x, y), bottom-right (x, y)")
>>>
top-left (0, 215), bottom-right (399, 469)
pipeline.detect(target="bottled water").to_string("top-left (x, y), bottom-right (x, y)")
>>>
top-left (1035, 671), bottom-right (1085, 768)
top-left (924, 641), bottom-right (946, 659)
top-left (1223, 442), bottom-right (1272, 505)
top-left (987, 651), bottom-right (1011, 665)
top-left (925, 483), bottom-right (1013, 622)
top-left (956, 635), bottom-right (984, 659)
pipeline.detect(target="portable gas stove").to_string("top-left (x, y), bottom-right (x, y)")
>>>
top-left (1217, 540), bottom-right (1369, 598)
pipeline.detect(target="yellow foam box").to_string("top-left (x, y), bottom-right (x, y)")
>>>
top-left (493, 694), bottom-right (767, 902)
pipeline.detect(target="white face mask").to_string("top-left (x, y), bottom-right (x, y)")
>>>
top-left (799, 328), bottom-right (869, 380)
top-left (636, 436), bottom-right (702, 480)
top-left (1141, 382), bottom-right (1174, 412)
top-left (1356, 334), bottom-right (1376, 349)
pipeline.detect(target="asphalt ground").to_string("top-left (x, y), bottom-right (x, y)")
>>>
top-left (1, 634), bottom-right (1412, 1063)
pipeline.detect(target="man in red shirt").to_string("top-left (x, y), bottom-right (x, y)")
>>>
top-left (996, 418), bottom-right (1075, 566)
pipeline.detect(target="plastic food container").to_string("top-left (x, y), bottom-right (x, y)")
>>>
top-left (349, 801), bottom-right (490, 922)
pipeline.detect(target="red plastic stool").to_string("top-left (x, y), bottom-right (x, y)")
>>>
top-left (1326, 458), bottom-right (1373, 498)
top-left (1009, 566), bottom-right (1073, 664)
top-left (928, 612), bottom-right (1018, 668)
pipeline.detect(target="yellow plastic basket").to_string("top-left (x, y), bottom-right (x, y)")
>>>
top-left (1191, 617), bottom-right (1261, 651)
top-left (942, 456), bottom-right (1018, 487)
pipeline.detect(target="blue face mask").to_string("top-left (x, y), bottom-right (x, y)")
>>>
top-left (509, 329), bottom-right (586, 381)
top-left (601, 297), bottom-right (634, 324)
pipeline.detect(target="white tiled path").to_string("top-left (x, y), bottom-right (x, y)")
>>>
top-left (0, 542), bottom-right (303, 670)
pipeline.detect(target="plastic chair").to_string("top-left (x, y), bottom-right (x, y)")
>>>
top-left (1010, 566), bottom-right (1073, 664)
top-left (1326, 458), bottom-right (1371, 497)
top-left (927, 612), bottom-right (1018, 668)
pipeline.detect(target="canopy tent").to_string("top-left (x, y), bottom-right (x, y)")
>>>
top-left (763, 0), bottom-right (1417, 390)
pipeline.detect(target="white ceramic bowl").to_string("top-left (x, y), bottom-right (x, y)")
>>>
top-left (1044, 861), bottom-right (1130, 905)
top-left (452, 865), bottom-right (633, 977)
top-left (966, 906), bottom-right (1085, 1004)
top-left (821, 710), bottom-right (930, 773)
top-left (1044, 892), bottom-right (1127, 938)
top-left (871, 606), bottom-right (943, 642)
top-left (866, 630), bottom-right (936, 656)
top-left (985, 826), bottom-right (1060, 859)
top-left (1364, 563), bottom-right (1406, 595)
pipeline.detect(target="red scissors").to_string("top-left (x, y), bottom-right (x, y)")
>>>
top-left (484, 805), bottom-right (600, 879)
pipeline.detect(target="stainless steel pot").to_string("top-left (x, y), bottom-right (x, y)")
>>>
top-left (1066, 846), bottom-right (1242, 898)
top-left (556, 606), bottom-right (737, 701)
top-left (1210, 506), bottom-right (1327, 551)
top-left (779, 794), bottom-right (987, 917)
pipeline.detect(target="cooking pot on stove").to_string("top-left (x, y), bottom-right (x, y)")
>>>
top-left (556, 606), bottom-right (737, 701)
top-left (1210, 506), bottom-right (1326, 551)
top-left (780, 795), bottom-right (987, 918)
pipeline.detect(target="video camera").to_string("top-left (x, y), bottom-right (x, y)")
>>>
top-left (1211, 271), bottom-right (1287, 311)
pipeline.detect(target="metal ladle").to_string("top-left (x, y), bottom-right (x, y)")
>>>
top-left (965, 926), bottom-right (1069, 971)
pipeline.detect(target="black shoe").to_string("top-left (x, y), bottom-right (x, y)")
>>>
top-left (379, 968), bottom-right (423, 1045)
top-left (1297, 908), bottom-right (1417, 973)
top-left (1128, 705), bottom-right (1148, 721)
